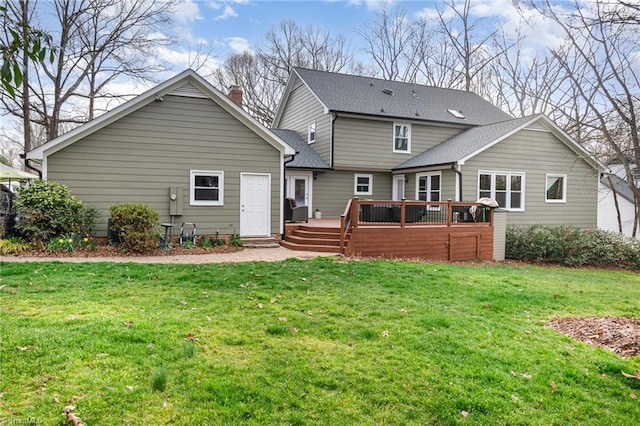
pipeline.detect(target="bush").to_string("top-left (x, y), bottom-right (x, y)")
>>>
top-left (506, 225), bottom-right (640, 270)
top-left (109, 203), bottom-right (160, 253)
top-left (15, 180), bottom-right (83, 242)
top-left (0, 237), bottom-right (33, 255)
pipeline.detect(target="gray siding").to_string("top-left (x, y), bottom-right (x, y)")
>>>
top-left (278, 81), bottom-right (332, 164)
top-left (463, 129), bottom-right (598, 228)
top-left (313, 171), bottom-right (392, 217)
top-left (334, 117), bottom-right (463, 169)
top-left (47, 95), bottom-right (282, 236)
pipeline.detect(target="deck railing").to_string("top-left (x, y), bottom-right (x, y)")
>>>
top-left (339, 198), bottom-right (353, 252)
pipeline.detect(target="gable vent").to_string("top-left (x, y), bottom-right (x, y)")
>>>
top-left (382, 88), bottom-right (394, 95)
top-left (170, 82), bottom-right (208, 99)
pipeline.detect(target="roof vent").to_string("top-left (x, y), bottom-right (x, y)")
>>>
top-left (382, 88), bottom-right (394, 96)
top-left (380, 108), bottom-right (385, 112)
top-left (447, 109), bottom-right (465, 119)
top-left (370, 81), bottom-right (374, 86)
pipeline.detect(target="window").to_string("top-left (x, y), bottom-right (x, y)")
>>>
top-left (308, 121), bottom-right (316, 144)
top-left (354, 174), bottom-right (373, 196)
top-left (190, 170), bottom-right (223, 206)
top-left (478, 171), bottom-right (525, 211)
top-left (393, 123), bottom-right (411, 153)
top-left (416, 172), bottom-right (441, 203)
top-left (545, 174), bottom-right (567, 203)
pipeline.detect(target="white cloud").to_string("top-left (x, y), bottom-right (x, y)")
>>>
top-left (215, 5), bottom-right (238, 20)
top-left (226, 37), bottom-right (252, 54)
top-left (174, 0), bottom-right (202, 25)
top-left (347, 0), bottom-right (396, 10)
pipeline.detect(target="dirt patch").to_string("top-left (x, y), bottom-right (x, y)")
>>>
top-left (549, 317), bottom-right (640, 358)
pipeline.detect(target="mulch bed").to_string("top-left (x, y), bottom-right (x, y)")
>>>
top-left (8, 242), bottom-right (243, 258)
top-left (549, 317), bottom-right (640, 358)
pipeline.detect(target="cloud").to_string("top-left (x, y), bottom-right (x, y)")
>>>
top-left (215, 5), bottom-right (238, 20)
top-left (226, 37), bottom-right (252, 54)
top-left (174, 0), bottom-right (202, 25)
top-left (347, 0), bottom-right (396, 10)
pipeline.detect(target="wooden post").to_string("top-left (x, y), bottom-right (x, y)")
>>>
top-left (400, 198), bottom-right (406, 228)
top-left (446, 199), bottom-right (452, 227)
top-left (351, 197), bottom-right (359, 228)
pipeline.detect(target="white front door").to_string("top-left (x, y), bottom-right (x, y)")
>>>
top-left (240, 173), bottom-right (271, 237)
top-left (286, 172), bottom-right (312, 216)
top-left (393, 174), bottom-right (405, 201)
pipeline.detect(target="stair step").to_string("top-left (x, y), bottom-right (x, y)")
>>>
top-left (293, 229), bottom-right (342, 238)
top-left (241, 237), bottom-right (280, 249)
top-left (286, 235), bottom-right (341, 247)
top-left (296, 226), bottom-right (341, 234)
top-left (281, 240), bottom-right (342, 253)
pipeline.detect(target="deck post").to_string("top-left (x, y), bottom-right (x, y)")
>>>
top-left (447, 199), bottom-right (452, 227)
top-left (351, 197), bottom-right (359, 228)
top-left (400, 198), bottom-right (406, 228)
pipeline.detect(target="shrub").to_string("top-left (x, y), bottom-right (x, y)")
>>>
top-left (79, 204), bottom-right (101, 236)
top-left (506, 225), bottom-right (640, 270)
top-left (0, 237), bottom-right (33, 255)
top-left (109, 203), bottom-right (160, 253)
top-left (15, 180), bottom-right (83, 242)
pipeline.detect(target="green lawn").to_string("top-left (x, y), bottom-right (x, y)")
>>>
top-left (1, 258), bottom-right (639, 425)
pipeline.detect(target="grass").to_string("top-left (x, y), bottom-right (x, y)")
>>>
top-left (0, 258), bottom-right (639, 425)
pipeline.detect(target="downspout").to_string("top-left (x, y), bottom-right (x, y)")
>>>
top-left (330, 113), bottom-right (337, 167)
top-left (282, 152), bottom-right (298, 241)
top-left (20, 153), bottom-right (42, 179)
top-left (452, 163), bottom-right (462, 201)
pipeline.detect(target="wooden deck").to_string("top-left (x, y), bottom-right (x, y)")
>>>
top-left (284, 199), bottom-right (496, 261)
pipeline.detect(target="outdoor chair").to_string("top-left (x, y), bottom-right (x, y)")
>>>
top-left (285, 198), bottom-right (308, 223)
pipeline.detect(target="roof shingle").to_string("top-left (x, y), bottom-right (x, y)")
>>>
top-left (270, 129), bottom-right (331, 169)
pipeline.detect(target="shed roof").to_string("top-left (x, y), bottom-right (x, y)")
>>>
top-left (270, 129), bottom-right (331, 169)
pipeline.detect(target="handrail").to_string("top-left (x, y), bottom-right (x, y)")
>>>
top-left (339, 198), bottom-right (353, 253)
top-left (355, 199), bottom-right (493, 226)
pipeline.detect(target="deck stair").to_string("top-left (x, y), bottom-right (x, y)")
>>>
top-left (281, 224), bottom-right (345, 253)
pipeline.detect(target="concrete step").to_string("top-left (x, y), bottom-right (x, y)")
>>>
top-left (242, 237), bottom-right (280, 249)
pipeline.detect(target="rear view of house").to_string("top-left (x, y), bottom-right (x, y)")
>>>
top-left (26, 70), bottom-right (295, 238)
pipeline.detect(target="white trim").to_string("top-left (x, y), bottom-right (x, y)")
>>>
top-left (415, 171), bottom-right (441, 202)
top-left (286, 171), bottom-right (313, 215)
top-left (308, 120), bottom-right (316, 144)
top-left (477, 170), bottom-right (525, 211)
top-left (27, 69), bottom-right (295, 161)
top-left (279, 154), bottom-right (284, 234)
top-left (354, 173), bottom-right (373, 196)
top-left (392, 174), bottom-right (405, 201)
top-left (240, 172), bottom-right (271, 237)
top-left (545, 173), bottom-right (567, 203)
top-left (190, 170), bottom-right (224, 206)
top-left (393, 122), bottom-right (411, 154)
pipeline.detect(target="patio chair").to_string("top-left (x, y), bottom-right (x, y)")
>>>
top-left (285, 198), bottom-right (308, 223)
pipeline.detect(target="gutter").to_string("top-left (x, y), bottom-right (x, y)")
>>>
top-left (452, 163), bottom-right (462, 201)
top-left (282, 151), bottom-right (298, 241)
top-left (20, 153), bottom-right (43, 179)
top-left (330, 113), bottom-right (337, 167)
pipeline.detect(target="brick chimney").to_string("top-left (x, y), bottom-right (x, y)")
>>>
top-left (228, 85), bottom-right (243, 107)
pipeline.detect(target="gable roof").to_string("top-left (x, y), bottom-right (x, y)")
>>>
top-left (270, 129), bottom-right (331, 169)
top-left (28, 69), bottom-right (295, 161)
top-left (394, 114), bottom-right (602, 171)
top-left (273, 68), bottom-right (512, 127)
top-left (601, 174), bottom-right (636, 204)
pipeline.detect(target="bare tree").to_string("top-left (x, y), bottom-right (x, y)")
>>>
top-left (216, 20), bottom-right (359, 125)
top-left (1, 0), bottom-right (177, 152)
top-left (359, 6), bottom-right (428, 82)
top-left (533, 0), bottom-right (640, 235)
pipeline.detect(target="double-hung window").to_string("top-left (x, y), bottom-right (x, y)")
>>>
top-left (354, 174), bottom-right (373, 196)
top-left (478, 171), bottom-right (524, 211)
top-left (190, 170), bottom-right (223, 206)
top-left (416, 172), bottom-right (441, 203)
top-left (393, 123), bottom-right (411, 153)
top-left (308, 121), bottom-right (316, 144)
top-left (545, 174), bottom-right (567, 203)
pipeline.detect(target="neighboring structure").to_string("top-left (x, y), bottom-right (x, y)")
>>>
top-left (273, 68), bottom-right (601, 227)
top-left (598, 159), bottom-right (638, 237)
top-left (26, 69), bottom-right (295, 238)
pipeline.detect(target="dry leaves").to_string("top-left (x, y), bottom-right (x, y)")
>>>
top-left (551, 381), bottom-right (557, 394)
top-left (381, 330), bottom-right (389, 337)
top-left (621, 370), bottom-right (640, 380)
top-left (460, 410), bottom-right (469, 418)
top-left (186, 333), bottom-right (198, 341)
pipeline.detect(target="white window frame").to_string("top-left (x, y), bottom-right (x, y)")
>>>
top-left (477, 171), bottom-right (525, 212)
top-left (393, 123), bottom-right (411, 153)
top-left (308, 120), bottom-right (316, 144)
top-left (354, 173), bottom-right (373, 196)
top-left (190, 170), bottom-right (224, 206)
top-left (545, 173), bottom-right (567, 203)
top-left (416, 171), bottom-right (442, 210)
